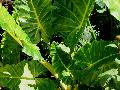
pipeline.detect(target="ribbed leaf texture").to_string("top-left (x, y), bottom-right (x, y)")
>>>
top-left (73, 40), bottom-right (118, 69)
top-left (13, 0), bottom-right (53, 44)
top-left (50, 42), bottom-right (73, 84)
top-left (0, 60), bottom-right (57, 90)
top-left (53, 0), bottom-right (95, 51)
top-left (0, 3), bottom-right (43, 61)
top-left (71, 40), bottom-right (118, 85)
top-left (13, 0), bottom-right (95, 51)
top-left (85, 59), bottom-right (120, 89)
top-left (103, 0), bottom-right (120, 21)
top-left (0, 61), bottom-right (26, 90)
top-left (95, 61), bottom-right (120, 89)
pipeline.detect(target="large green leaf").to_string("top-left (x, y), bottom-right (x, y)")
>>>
top-left (0, 60), bottom-right (57, 90)
top-left (50, 42), bottom-right (73, 84)
top-left (0, 61), bottom-right (26, 90)
top-left (35, 78), bottom-right (58, 90)
top-left (13, 0), bottom-right (53, 44)
top-left (0, 3), bottom-right (43, 61)
top-left (53, 0), bottom-right (95, 51)
top-left (71, 40), bottom-right (118, 85)
top-left (103, 0), bottom-right (120, 21)
top-left (0, 4), bottom-right (59, 86)
top-left (93, 60), bottom-right (120, 89)
top-left (73, 40), bottom-right (118, 69)
top-left (28, 60), bottom-right (48, 78)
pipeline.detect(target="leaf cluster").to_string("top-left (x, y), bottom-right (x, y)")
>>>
top-left (0, 0), bottom-right (120, 90)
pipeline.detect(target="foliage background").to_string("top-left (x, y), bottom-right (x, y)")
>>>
top-left (0, 0), bottom-right (120, 90)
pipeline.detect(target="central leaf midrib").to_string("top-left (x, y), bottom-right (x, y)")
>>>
top-left (30, 0), bottom-right (48, 40)
top-left (0, 75), bottom-right (35, 80)
top-left (70, 0), bottom-right (90, 30)
top-left (54, 46), bottom-right (69, 72)
top-left (78, 0), bottom-right (90, 29)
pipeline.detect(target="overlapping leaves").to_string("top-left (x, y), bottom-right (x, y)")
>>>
top-left (0, 60), bottom-right (57, 90)
top-left (0, 3), bottom-right (43, 61)
top-left (0, 3), bottom-right (58, 89)
top-left (1, 0), bottom-right (120, 89)
top-left (13, 0), bottom-right (95, 51)
top-left (74, 40), bottom-right (118, 69)
top-left (53, 0), bottom-right (95, 51)
top-left (50, 42), bottom-right (73, 84)
top-left (72, 40), bottom-right (119, 85)
top-left (92, 60), bottom-right (120, 89)
top-left (13, 0), bottom-right (54, 44)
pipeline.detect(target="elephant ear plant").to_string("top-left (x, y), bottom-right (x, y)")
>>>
top-left (0, 0), bottom-right (120, 90)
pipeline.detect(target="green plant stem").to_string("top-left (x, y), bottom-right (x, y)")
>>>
top-left (40, 60), bottom-right (58, 79)
top-left (7, 32), bottom-right (22, 46)
top-left (40, 60), bottom-right (72, 90)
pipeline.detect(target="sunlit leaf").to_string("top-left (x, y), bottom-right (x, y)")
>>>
top-left (0, 60), bottom-right (56, 90)
top-left (103, 0), bottom-right (120, 21)
top-left (0, 3), bottom-right (43, 61)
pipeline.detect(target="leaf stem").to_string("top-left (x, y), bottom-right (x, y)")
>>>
top-left (40, 60), bottom-right (58, 79)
